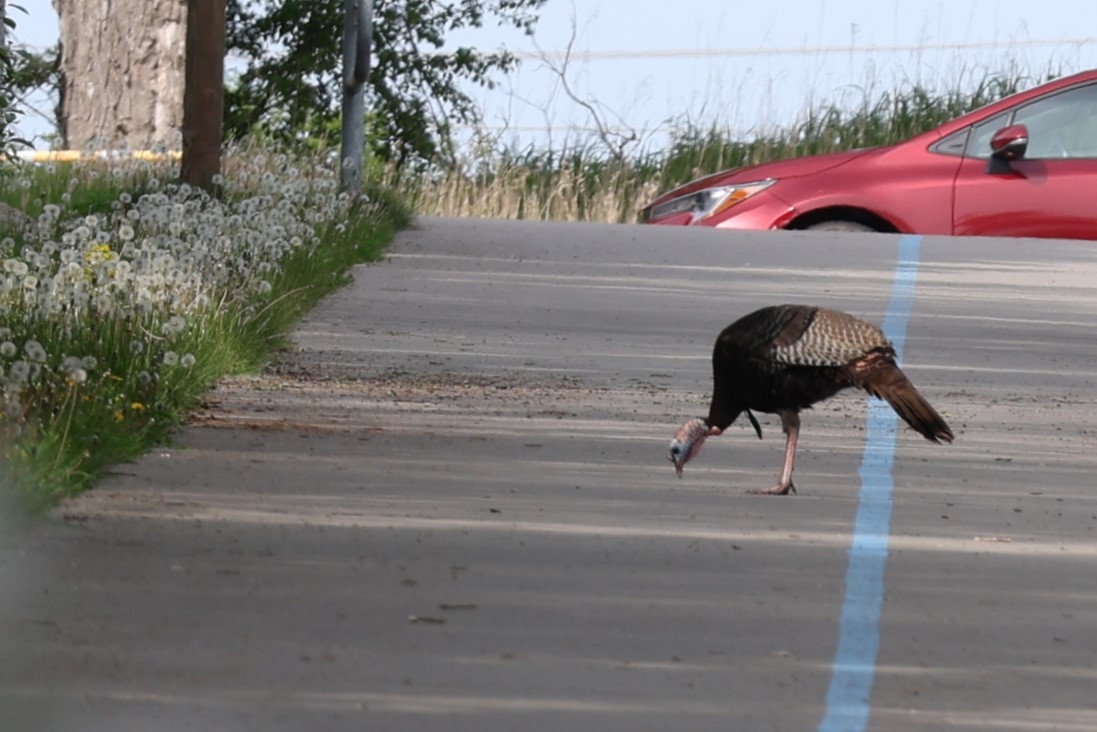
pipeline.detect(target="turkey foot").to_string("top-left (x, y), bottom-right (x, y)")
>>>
top-left (748, 480), bottom-right (796, 496)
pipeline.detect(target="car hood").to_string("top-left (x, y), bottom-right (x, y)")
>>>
top-left (650, 148), bottom-right (879, 204)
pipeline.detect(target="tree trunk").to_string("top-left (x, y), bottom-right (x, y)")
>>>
top-left (180, 0), bottom-right (226, 190)
top-left (53, 0), bottom-right (186, 151)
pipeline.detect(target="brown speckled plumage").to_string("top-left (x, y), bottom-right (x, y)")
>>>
top-left (668, 304), bottom-right (953, 494)
top-left (770, 307), bottom-right (888, 367)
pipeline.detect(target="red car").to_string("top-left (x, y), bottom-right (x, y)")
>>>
top-left (641, 69), bottom-right (1097, 239)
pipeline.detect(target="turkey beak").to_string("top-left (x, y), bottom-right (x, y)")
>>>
top-left (670, 452), bottom-right (685, 478)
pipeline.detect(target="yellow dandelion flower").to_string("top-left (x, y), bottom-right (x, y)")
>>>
top-left (82, 244), bottom-right (117, 279)
top-left (83, 243), bottom-right (115, 264)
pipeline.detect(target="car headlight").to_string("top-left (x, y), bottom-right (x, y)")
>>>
top-left (645, 179), bottom-right (777, 224)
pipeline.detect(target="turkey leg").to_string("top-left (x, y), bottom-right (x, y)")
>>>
top-left (749, 411), bottom-right (799, 495)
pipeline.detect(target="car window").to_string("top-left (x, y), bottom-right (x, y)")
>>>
top-left (931, 128), bottom-right (969, 156)
top-left (966, 83), bottom-right (1097, 159)
top-left (966, 112), bottom-right (1010, 159)
top-left (1013, 83), bottom-right (1097, 158)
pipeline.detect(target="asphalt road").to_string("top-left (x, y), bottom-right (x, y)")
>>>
top-left (3, 217), bottom-right (1097, 731)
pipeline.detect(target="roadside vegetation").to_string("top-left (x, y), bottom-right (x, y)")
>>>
top-left (393, 68), bottom-right (1037, 223)
top-left (0, 145), bottom-right (410, 513)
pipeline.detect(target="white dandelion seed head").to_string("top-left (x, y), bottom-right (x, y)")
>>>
top-left (161, 315), bottom-right (187, 336)
top-left (60, 355), bottom-right (83, 374)
top-left (4, 259), bottom-right (27, 276)
top-left (9, 360), bottom-right (31, 384)
top-left (24, 340), bottom-right (47, 363)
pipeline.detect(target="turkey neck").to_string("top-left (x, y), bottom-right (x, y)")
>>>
top-left (705, 364), bottom-right (743, 432)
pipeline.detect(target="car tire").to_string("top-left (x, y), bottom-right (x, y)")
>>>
top-left (805, 220), bottom-right (878, 233)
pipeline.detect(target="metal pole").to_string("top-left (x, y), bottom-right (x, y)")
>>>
top-left (340, 0), bottom-right (372, 193)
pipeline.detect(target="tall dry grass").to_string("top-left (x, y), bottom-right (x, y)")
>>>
top-left (394, 68), bottom-right (1035, 224)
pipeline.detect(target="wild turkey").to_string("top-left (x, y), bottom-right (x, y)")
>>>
top-left (668, 304), bottom-right (953, 495)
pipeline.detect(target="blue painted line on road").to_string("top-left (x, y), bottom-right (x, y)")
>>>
top-left (818, 234), bottom-right (922, 732)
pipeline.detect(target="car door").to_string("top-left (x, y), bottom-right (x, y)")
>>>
top-left (952, 82), bottom-right (1097, 239)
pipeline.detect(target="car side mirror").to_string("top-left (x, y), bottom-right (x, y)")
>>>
top-left (990, 124), bottom-right (1029, 159)
top-left (987, 124), bottom-right (1029, 172)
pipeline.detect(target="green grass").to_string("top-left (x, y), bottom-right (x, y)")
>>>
top-left (1, 160), bottom-right (174, 223)
top-left (0, 148), bottom-right (411, 514)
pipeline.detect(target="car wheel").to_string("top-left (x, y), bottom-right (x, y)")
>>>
top-left (805, 221), bottom-right (878, 233)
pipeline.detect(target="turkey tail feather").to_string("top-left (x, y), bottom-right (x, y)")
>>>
top-left (864, 365), bottom-right (954, 444)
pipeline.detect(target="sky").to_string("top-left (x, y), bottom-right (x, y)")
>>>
top-left (8, 0), bottom-right (1097, 152)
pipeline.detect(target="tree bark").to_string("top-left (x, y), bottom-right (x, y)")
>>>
top-left (53, 0), bottom-right (186, 151)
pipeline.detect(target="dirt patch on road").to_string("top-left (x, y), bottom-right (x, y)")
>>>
top-left (189, 363), bottom-right (680, 435)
